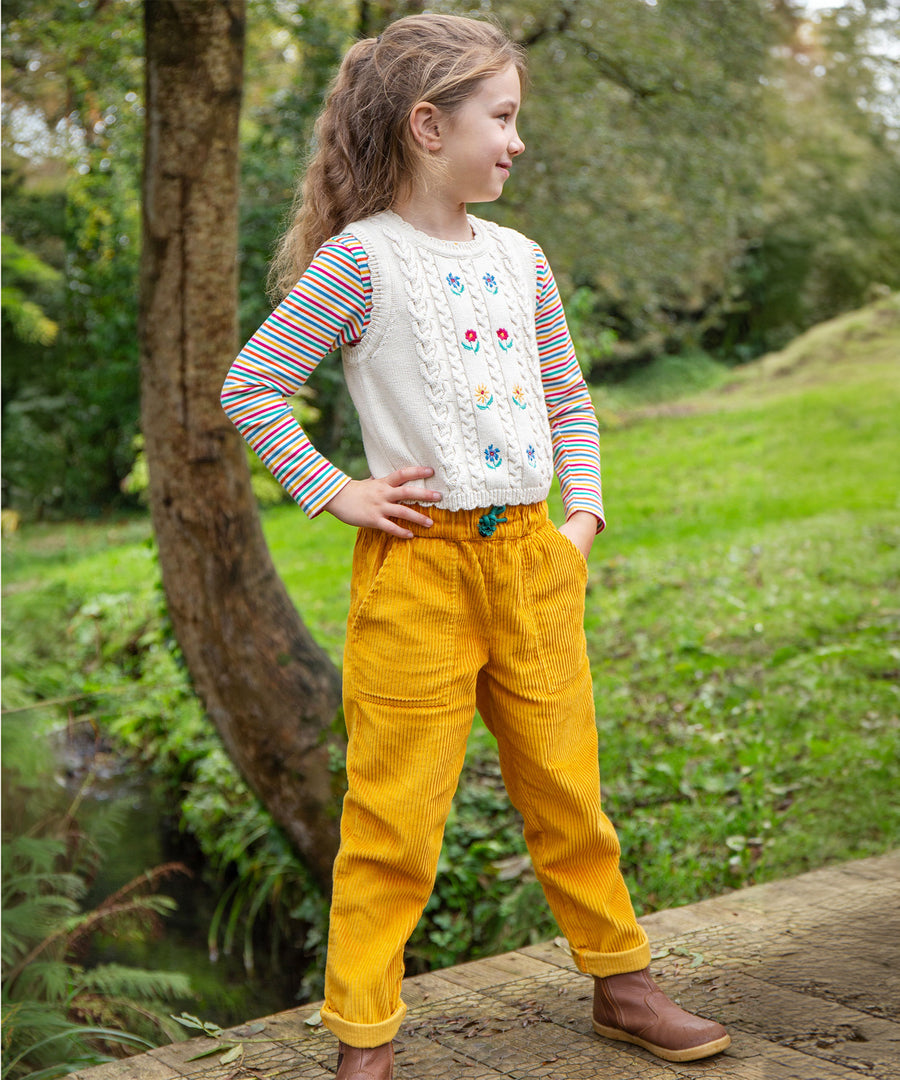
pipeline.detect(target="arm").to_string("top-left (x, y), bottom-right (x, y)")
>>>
top-left (221, 236), bottom-right (440, 535)
top-left (533, 244), bottom-right (605, 559)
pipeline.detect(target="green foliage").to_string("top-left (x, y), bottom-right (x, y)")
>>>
top-left (0, 779), bottom-right (191, 1079)
top-left (1, 0), bottom-right (143, 516)
top-left (0, 235), bottom-right (61, 346)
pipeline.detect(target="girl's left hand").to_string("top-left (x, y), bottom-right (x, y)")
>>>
top-left (558, 510), bottom-right (599, 562)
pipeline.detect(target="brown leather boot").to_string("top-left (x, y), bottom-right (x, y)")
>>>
top-left (593, 968), bottom-right (730, 1062)
top-left (335, 1040), bottom-right (394, 1080)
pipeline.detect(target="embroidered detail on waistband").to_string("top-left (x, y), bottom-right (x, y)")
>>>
top-left (478, 505), bottom-right (508, 537)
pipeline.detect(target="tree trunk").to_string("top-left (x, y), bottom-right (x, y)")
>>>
top-left (139, 0), bottom-right (343, 891)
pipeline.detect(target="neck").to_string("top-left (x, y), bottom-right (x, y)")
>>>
top-left (390, 196), bottom-right (473, 242)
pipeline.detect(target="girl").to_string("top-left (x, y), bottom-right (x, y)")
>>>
top-left (221, 14), bottom-right (730, 1078)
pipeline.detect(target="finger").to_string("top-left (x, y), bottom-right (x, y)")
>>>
top-left (385, 485), bottom-right (442, 504)
top-left (377, 517), bottom-right (415, 540)
top-left (384, 466), bottom-right (435, 486)
top-left (389, 504), bottom-right (435, 528)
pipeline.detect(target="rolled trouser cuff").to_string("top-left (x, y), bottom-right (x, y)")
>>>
top-left (319, 1000), bottom-right (406, 1048)
top-left (572, 939), bottom-right (652, 978)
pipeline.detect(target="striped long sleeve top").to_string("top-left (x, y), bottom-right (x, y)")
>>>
top-left (221, 212), bottom-right (604, 528)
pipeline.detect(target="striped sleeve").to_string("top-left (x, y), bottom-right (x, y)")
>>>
top-left (220, 234), bottom-right (370, 517)
top-left (533, 243), bottom-right (605, 531)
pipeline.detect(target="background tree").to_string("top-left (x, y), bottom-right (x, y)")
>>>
top-left (139, 0), bottom-right (342, 890)
top-left (1, 0), bottom-right (144, 513)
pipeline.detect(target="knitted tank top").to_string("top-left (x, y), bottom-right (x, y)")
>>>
top-left (341, 210), bottom-right (555, 512)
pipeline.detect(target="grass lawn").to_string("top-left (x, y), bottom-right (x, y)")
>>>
top-left (3, 295), bottom-right (898, 923)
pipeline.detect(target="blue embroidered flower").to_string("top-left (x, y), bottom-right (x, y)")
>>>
top-left (462, 329), bottom-right (480, 353)
top-left (484, 444), bottom-right (502, 469)
top-left (527, 444), bottom-right (537, 467)
top-left (482, 273), bottom-right (498, 294)
top-left (446, 272), bottom-right (464, 296)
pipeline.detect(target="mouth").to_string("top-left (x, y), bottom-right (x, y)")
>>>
top-left (497, 162), bottom-right (512, 176)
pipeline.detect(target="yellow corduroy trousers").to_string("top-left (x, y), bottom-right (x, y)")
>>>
top-left (320, 502), bottom-right (651, 1048)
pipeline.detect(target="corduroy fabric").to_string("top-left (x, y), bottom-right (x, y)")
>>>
top-left (320, 502), bottom-right (650, 1048)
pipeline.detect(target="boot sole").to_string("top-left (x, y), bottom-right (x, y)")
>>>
top-left (592, 1020), bottom-right (731, 1062)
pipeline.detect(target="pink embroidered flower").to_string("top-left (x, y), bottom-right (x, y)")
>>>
top-left (497, 328), bottom-right (509, 341)
top-left (461, 329), bottom-right (480, 353)
top-left (496, 327), bottom-right (513, 351)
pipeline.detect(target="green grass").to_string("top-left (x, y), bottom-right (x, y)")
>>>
top-left (3, 295), bottom-right (899, 926)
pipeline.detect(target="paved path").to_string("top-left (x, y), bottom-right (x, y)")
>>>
top-left (73, 851), bottom-right (900, 1080)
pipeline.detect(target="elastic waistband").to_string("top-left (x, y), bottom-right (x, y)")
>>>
top-left (407, 501), bottom-right (550, 541)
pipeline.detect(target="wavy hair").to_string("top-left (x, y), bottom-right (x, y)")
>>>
top-left (268, 13), bottom-right (526, 300)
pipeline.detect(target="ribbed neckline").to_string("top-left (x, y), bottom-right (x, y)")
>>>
top-left (379, 209), bottom-right (488, 257)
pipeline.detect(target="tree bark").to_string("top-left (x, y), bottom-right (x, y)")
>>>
top-left (139, 0), bottom-right (343, 891)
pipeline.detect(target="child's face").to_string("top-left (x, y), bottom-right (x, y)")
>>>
top-left (438, 64), bottom-right (525, 206)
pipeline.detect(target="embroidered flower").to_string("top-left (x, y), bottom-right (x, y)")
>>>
top-left (512, 384), bottom-right (527, 409)
top-left (462, 329), bottom-right (480, 353)
top-left (474, 384), bottom-right (493, 410)
top-left (484, 444), bottom-right (502, 469)
top-left (482, 273), bottom-right (498, 294)
top-left (527, 444), bottom-right (537, 467)
top-left (496, 327), bottom-right (513, 351)
top-left (446, 272), bottom-right (464, 295)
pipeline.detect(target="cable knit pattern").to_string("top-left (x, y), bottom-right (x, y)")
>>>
top-left (421, 253), bottom-right (486, 488)
top-left (382, 224), bottom-right (463, 488)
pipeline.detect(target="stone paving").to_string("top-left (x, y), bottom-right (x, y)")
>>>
top-left (72, 850), bottom-right (900, 1080)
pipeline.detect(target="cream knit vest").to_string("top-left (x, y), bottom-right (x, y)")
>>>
top-left (341, 210), bottom-right (554, 511)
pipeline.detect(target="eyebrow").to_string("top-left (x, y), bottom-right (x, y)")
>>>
top-left (494, 99), bottom-right (519, 111)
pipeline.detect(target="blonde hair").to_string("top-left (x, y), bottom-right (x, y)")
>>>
top-left (268, 13), bottom-right (526, 300)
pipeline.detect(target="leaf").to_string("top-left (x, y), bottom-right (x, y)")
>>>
top-left (552, 936), bottom-right (571, 955)
top-left (304, 1009), bottom-right (322, 1027)
top-left (220, 1043), bottom-right (244, 1064)
top-left (171, 1012), bottom-right (207, 1031)
top-left (186, 1042), bottom-right (238, 1061)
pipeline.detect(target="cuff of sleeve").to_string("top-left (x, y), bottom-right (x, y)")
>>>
top-left (301, 471), bottom-right (352, 519)
top-left (565, 503), bottom-right (606, 534)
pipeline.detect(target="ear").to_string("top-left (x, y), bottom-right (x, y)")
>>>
top-left (408, 101), bottom-right (444, 152)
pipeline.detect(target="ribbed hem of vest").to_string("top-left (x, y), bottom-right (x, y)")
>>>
top-left (319, 1001), bottom-right (406, 1048)
top-left (409, 488), bottom-right (549, 513)
top-left (571, 939), bottom-right (652, 978)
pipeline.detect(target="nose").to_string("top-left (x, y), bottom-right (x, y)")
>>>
top-left (509, 125), bottom-right (525, 157)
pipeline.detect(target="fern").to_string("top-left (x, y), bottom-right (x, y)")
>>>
top-left (1, 794), bottom-right (193, 1080)
top-left (76, 965), bottom-right (191, 1002)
